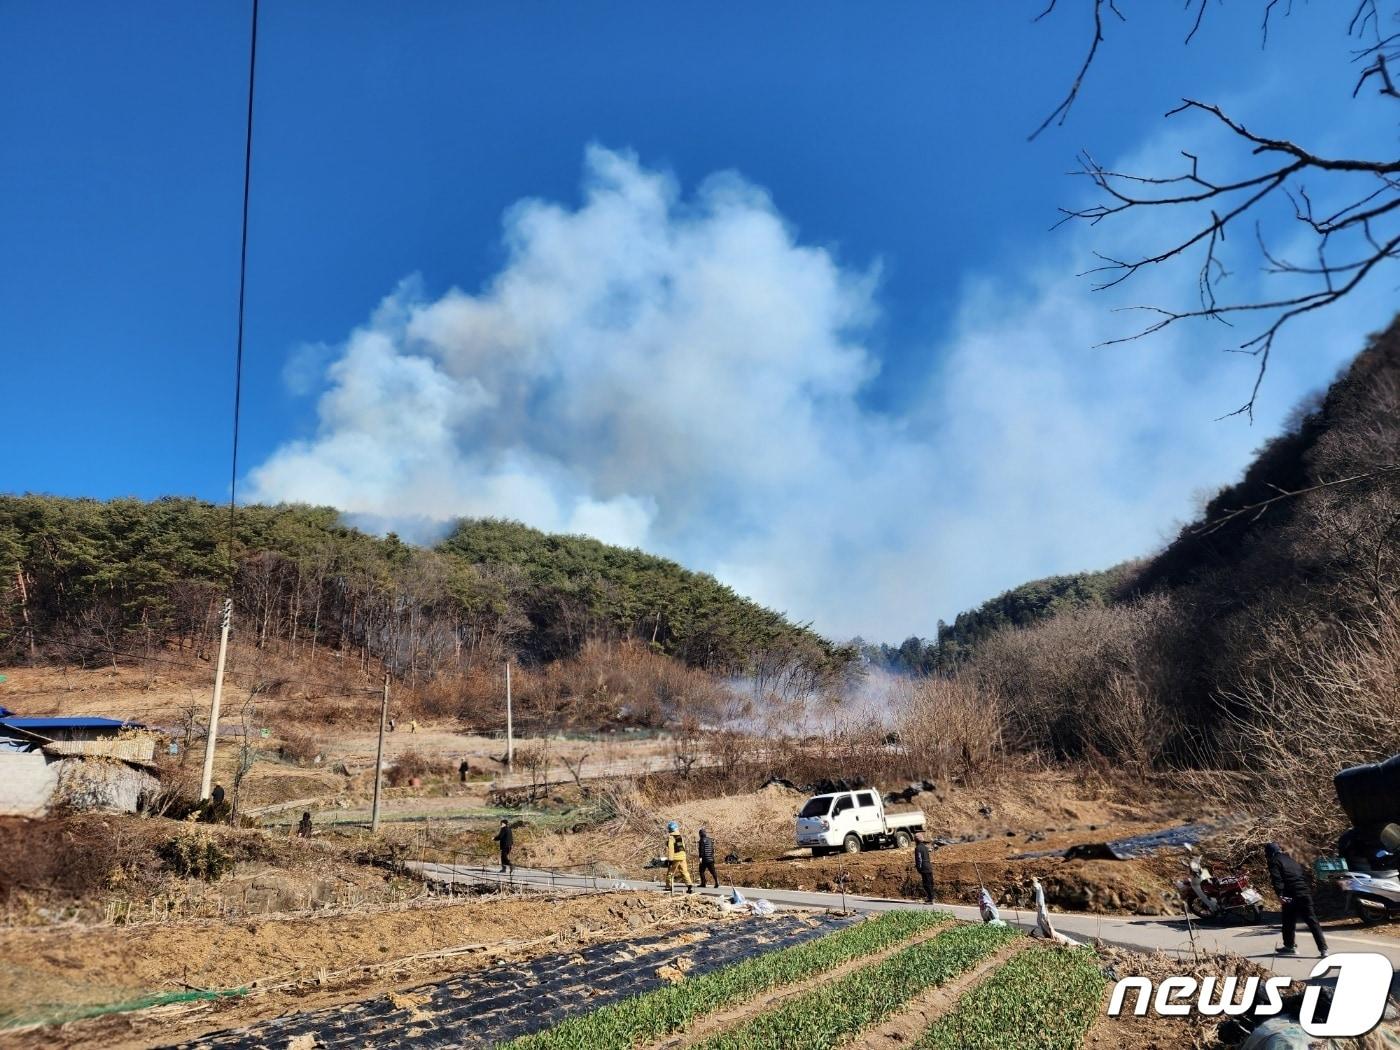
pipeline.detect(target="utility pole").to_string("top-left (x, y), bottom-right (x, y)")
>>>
top-left (371, 673), bottom-right (389, 834)
top-left (505, 660), bottom-right (514, 772)
top-left (199, 598), bottom-right (233, 801)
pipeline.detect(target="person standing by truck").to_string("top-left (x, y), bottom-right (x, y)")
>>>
top-left (697, 827), bottom-right (719, 887)
top-left (1265, 843), bottom-right (1327, 956)
top-left (665, 820), bottom-right (694, 893)
top-left (913, 831), bottom-right (936, 903)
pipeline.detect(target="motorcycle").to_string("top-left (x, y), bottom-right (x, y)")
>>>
top-left (1175, 848), bottom-right (1265, 923)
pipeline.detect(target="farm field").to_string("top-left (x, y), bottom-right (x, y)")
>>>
top-left (8, 907), bottom-right (1116, 1050)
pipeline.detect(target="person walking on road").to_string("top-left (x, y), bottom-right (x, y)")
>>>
top-left (913, 831), bottom-right (936, 904)
top-left (495, 818), bottom-right (515, 874)
top-left (664, 820), bottom-right (694, 893)
top-left (1265, 842), bottom-right (1328, 956)
top-left (697, 827), bottom-right (719, 887)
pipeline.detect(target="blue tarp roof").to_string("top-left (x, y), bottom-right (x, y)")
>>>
top-left (0, 716), bottom-right (140, 731)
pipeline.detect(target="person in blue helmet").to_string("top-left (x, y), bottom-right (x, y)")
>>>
top-left (664, 820), bottom-right (694, 893)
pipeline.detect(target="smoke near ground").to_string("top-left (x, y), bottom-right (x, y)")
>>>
top-left (248, 143), bottom-right (1380, 640)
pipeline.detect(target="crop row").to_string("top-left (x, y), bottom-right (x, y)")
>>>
top-left (692, 922), bottom-right (1020, 1050)
top-left (506, 909), bottom-right (950, 1050)
top-left (917, 944), bottom-right (1106, 1050)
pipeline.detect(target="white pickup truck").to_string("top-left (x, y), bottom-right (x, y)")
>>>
top-left (794, 789), bottom-right (926, 856)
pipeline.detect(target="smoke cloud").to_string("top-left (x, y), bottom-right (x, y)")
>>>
top-left (248, 143), bottom-right (1377, 640)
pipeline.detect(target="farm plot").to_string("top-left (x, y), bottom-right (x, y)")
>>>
top-left (514, 917), bottom-right (1114, 1050)
top-left (508, 909), bottom-right (950, 1050)
top-left (168, 912), bottom-right (855, 1050)
top-left (692, 922), bottom-right (1018, 1050)
top-left (918, 943), bottom-right (1106, 1050)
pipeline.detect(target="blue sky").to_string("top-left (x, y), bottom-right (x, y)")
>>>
top-left (2, 3), bottom-right (1394, 638)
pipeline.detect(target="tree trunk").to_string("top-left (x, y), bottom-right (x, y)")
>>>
top-left (15, 567), bottom-right (36, 664)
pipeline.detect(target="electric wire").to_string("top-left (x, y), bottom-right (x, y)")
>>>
top-left (226, 0), bottom-right (259, 584)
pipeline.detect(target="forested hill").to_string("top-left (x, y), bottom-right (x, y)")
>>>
top-left (0, 497), bottom-right (840, 679)
top-left (865, 563), bottom-right (1139, 674)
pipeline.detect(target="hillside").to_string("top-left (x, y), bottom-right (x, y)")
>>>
top-left (927, 314), bottom-right (1400, 845)
top-left (867, 563), bottom-right (1140, 674)
top-left (0, 498), bottom-right (844, 722)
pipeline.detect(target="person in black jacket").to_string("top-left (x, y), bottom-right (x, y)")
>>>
top-left (913, 832), bottom-right (936, 903)
top-left (1265, 842), bottom-right (1327, 955)
top-left (697, 827), bottom-right (719, 887)
top-left (495, 818), bottom-right (514, 874)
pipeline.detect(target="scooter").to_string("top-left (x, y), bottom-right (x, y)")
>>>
top-left (1335, 869), bottom-right (1400, 924)
top-left (1175, 848), bottom-right (1265, 923)
top-left (1332, 825), bottom-right (1400, 925)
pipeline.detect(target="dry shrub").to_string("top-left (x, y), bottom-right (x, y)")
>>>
top-left (395, 642), bottom-right (736, 733)
top-left (386, 747), bottom-right (454, 786)
top-left (894, 676), bottom-right (1004, 781)
top-left (501, 641), bottom-right (734, 730)
top-left (277, 726), bottom-right (324, 764)
top-left (967, 594), bottom-right (1188, 771)
top-left (0, 815), bottom-right (134, 904)
top-left (157, 827), bottom-right (230, 881)
top-left (1200, 596), bottom-right (1400, 852)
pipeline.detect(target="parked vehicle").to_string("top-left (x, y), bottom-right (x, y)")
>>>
top-left (1334, 868), bottom-right (1400, 924)
top-left (794, 789), bottom-right (925, 856)
top-left (1334, 756), bottom-right (1400, 871)
top-left (1175, 849), bottom-right (1264, 923)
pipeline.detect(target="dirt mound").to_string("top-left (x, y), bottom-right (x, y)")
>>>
top-left (721, 849), bottom-right (1176, 915)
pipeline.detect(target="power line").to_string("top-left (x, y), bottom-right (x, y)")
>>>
top-left (226, 0), bottom-right (259, 582)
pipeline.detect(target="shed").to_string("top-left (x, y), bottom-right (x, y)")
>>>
top-left (0, 715), bottom-right (160, 817)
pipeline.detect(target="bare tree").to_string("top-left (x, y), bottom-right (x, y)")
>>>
top-left (1198, 594), bottom-right (1400, 851)
top-left (895, 676), bottom-right (1005, 781)
top-left (671, 718), bottom-right (704, 779)
top-left (516, 739), bottom-right (553, 804)
top-left (560, 750), bottom-right (591, 790)
top-left (229, 692), bottom-right (262, 824)
top-left (1034, 1), bottom-right (1400, 417)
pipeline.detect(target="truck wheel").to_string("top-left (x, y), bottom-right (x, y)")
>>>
top-left (843, 835), bottom-right (862, 855)
top-left (894, 831), bottom-right (912, 849)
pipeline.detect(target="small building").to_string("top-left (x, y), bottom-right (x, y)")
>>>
top-left (0, 715), bottom-right (160, 817)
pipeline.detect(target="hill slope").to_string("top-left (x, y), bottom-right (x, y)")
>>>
top-left (0, 498), bottom-right (841, 686)
top-left (923, 315), bottom-right (1399, 845)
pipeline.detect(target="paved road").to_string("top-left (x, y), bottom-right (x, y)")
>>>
top-left (411, 861), bottom-right (1400, 983)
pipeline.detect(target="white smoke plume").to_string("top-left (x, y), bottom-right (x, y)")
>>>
top-left (248, 143), bottom-right (1384, 640)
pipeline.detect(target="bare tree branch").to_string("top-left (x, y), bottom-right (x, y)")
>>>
top-left (1029, 0), bottom-right (1125, 140)
top-left (1196, 465), bottom-right (1400, 534)
top-left (1034, 2), bottom-right (1400, 415)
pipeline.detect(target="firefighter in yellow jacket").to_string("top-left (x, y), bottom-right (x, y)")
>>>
top-left (664, 820), bottom-right (695, 893)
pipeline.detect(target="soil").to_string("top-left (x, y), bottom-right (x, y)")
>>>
top-left (527, 781), bottom-right (811, 871)
top-left (720, 836), bottom-right (1183, 917)
top-left (0, 813), bottom-right (429, 927)
top-left (0, 891), bottom-right (721, 1048)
